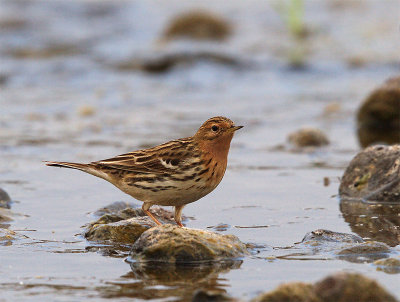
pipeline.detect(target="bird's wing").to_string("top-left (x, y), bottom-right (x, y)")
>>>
top-left (93, 138), bottom-right (199, 175)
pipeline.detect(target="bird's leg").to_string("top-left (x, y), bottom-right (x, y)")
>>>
top-left (174, 205), bottom-right (185, 227)
top-left (142, 202), bottom-right (162, 226)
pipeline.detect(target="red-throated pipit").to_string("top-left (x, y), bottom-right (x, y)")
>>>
top-left (45, 116), bottom-right (242, 227)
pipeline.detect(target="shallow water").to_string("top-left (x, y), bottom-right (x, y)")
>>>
top-left (1, 0), bottom-right (399, 301)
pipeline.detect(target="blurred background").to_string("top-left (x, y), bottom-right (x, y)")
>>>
top-left (0, 0), bottom-right (399, 301)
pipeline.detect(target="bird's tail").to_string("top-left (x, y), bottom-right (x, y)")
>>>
top-left (44, 161), bottom-right (110, 181)
top-left (45, 161), bottom-right (89, 171)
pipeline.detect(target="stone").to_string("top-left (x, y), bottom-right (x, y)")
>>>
top-left (162, 10), bottom-right (232, 41)
top-left (287, 127), bottom-right (329, 147)
top-left (339, 144), bottom-right (400, 203)
top-left (84, 202), bottom-right (180, 244)
top-left (252, 273), bottom-right (398, 302)
top-left (251, 282), bottom-right (318, 302)
top-left (374, 257), bottom-right (400, 274)
top-left (129, 224), bottom-right (248, 264)
top-left (0, 188), bottom-right (12, 209)
top-left (357, 76), bottom-right (400, 147)
top-left (313, 273), bottom-right (397, 302)
top-left (85, 217), bottom-right (157, 244)
top-left (298, 229), bottom-right (393, 263)
top-left (336, 242), bottom-right (390, 263)
top-left (302, 229), bottom-right (364, 244)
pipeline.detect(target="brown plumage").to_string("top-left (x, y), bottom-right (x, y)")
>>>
top-left (45, 116), bottom-right (242, 227)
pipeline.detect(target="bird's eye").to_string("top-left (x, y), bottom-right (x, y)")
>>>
top-left (211, 125), bottom-right (219, 132)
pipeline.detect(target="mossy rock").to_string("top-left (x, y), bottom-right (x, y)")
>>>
top-left (339, 144), bottom-right (400, 203)
top-left (162, 10), bottom-right (232, 41)
top-left (287, 127), bottom-right (329, 148)
top-left (252, 273), bottom-right (397, 302)
top-left (314, 273), bottom-right (397, 302)
top-left (130, 224), bottom-right (248, 264)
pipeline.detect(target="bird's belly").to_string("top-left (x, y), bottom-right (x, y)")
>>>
top-left (117, 177), bottom-right (218, 207)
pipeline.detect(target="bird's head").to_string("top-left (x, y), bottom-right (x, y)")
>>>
top-left (194, 116), bottom-right (243, 158)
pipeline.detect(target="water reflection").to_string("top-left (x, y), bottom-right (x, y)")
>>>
top-left (340, 199), bottom-right (400, 247)
top-left (100, 260), bottom-right (242, 300)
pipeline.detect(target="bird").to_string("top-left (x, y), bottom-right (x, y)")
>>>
top-left (45, 116), bottom-right (242, 227)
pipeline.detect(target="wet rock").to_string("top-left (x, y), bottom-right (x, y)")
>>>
top-left (357, 76), bottom-right (400, 147)
top-left (336, 241), bottom-right (390, 263)
top-left (298, 229), bottom-right (392, 263)
top-left (374, 257), bottom-right (400, 274)
top-left (251, 282), bottom-right (318, 302)
top-left (313, 273), bottom-right (397, 302)
top-left (252, 273), bottom-right (397, 302)
top-left (85, 217), bottom-right (157, 244)
top-left (302, 229), bottom-right (364, 244)
top-left (339, 144), bottom-right (400, 203)
top-left (84, 202), bottom-right (179, 244)
top-left (114, 51), bottom-right (243, 73)
top-left (287, 127), bottom-right (329, 147)
top-left (162, 10), bottom-right (232, 41)
top-left (129, 224), bottom-right (248, 264)
top-left (93, 201), bottom-right (137, 217)
top-left (0, 188), bottom-right (12, 209)
top-left (340, 199), bottom-right (400, 247)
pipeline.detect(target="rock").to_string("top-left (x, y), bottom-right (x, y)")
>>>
top-left (336, 242), bottom-right (390, 263)
top-left (251, 282), bottom-right (318, 302)
top-left (298, 229), bottom-right (392, 263)
top-left (0, 188), bottom-right (12, 209)
top-left (162, 10), bottom-right (232, 41)
top-left (252, 273), bottom-right (397, 302)
top-left (340, 199), bottom-right (400, 247)
top-left (85, 217), bottom-right (157, 244)
top-left (129, 224), bottom-right (248, 264)
top-left (302, 229), bottom-right (364, 244)
top-left (339, 144), bottom-right (400, 203)
top-left (287, 127), bottom-right (329, 147)
top-left (84, 202), bottom-right (180, 244)
top-left (93, 201), bottom-right (135, 217)
top-left (313, 273), bottom-right (397, 302)
top-left (357, 76), bottom-right (400, 147)
top-left (374, 257), bottom-right (400, 274)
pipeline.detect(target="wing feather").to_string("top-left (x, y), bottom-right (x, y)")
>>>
top-left (93, 138), bottom-right (198, 175)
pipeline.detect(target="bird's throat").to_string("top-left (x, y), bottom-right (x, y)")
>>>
top-left (198, 134), bottom-right (233, 164)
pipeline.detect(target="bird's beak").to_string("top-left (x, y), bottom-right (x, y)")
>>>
top-left (231, 125), bottom-right (243, 132)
